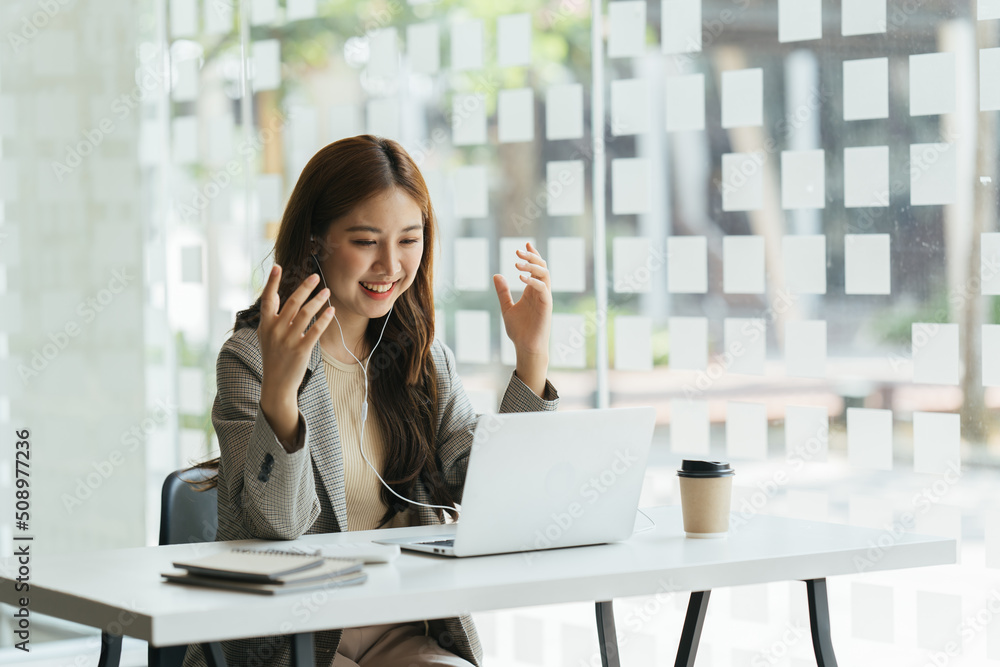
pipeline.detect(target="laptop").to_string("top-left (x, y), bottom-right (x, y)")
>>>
top-left (375, 406), bottom-right (656, 557)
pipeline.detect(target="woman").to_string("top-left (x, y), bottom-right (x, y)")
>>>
top-left (183, 135), bottom-right (559, 667)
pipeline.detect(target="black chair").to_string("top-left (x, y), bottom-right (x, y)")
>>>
top-left (148, 467), bottom-right (218, 667)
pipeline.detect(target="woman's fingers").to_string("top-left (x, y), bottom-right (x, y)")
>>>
top-left (304, 304), bottom-right (336, 345)
top-left (518, 244), bottom-right (547, 268)
top-left (276, 273), bottom-right (320, 324)
top-left (290, 288), bottom-right (332, 335)
top-left (260, 265), bottom-right (282, 320)
top-left (515, 259), bottom-right (550, 282)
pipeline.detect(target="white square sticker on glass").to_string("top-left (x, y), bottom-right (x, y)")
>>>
top-left (206, 116), bottom-right (234, 164)
top-left (844, 146), bottom-right (889, 208)
top-left (451, 19), bottom-right (483, 71)
top-left (982, 48), bottom-right (1000, 111)
top-left (547, 160), bottom-right (585, 216)
top-left (550, 314), bottom-right (586, 369)
top-left (170, 0), bottom-right (198, 37)
top-left (724, 318), bottom-right (766, 376)
top-left (721, 68), bottom-right (763, 128)
top-left (329, 105), bottom-right (362, 143)
top-left (851, 584), bottom-right (895, 643)
top-left (666, 74), bottom-right (705, 132)
top-left (843, 57), bottom-right (888, 121)
top-left (910, 143), bottom-right (956, 206)
top-left (785, 320), bottom-right (826, 378)
top-left (782, 149), bottom-right (825, 210)
top-left (662, 0), bottom-right (702, 54)
top-left (913, 411), bottom-right (960, 475)
top-left (982, 233), bottom-right (1000, 294)
top-left (455, 310), bottom-right (491, 364)
top-left (180, 245), bottom-right (204, 285)
top-left (779, 0), bottom-right (821, 42)
top-left (667, 236), bottom-right (708, 293)
top-left (548, 237), bottom-right (586, 293)
top-left (721, 152), bottom-right (765, 211)
top-left (910, 52), bottom-right (956, 116)
top-left (178, 366), bottom-right (206, 414)
top-left (251, 0), bottom-right (276, 25)
top-left (172, 59), bottom-right (199, 102)
top-left (844, 234), bottom-right (891, 295)
top-left (847, 407), bottom-right (893, 471)
top-left (368, 29), bottom-right (399, 80)
top-left (671, 399), bottom-right (710, 455)
top-left (611, 78), bottom-right (650, 136)
top-left (912, 323), bottom-right (959, 385)
top-left (497, 13), bottom-right (531, 67)
top-left (452, 166), bottom-right (488, 219)
top-left (726, 402), bottom-right (768, 460)
top-left (498, 88), bottom-right (534, 143)
top-left (257, 173), bottom-right (283, 220)
top-left (783, 235), bottom-right (827, 294)
top-left (984, 325), bottom-right (1000, 386)
top-left (982, 0), bottom-right (1000, 19)
top-left (608, 1), bottom-right (646, 58)
top-left (669, 317), bottom-right (707, 370)
top-left (287, 0), bottom-right (317, 21)
top-left (785, 405), bottom-right (828, 462)
top-left (613, 236), bottom-right (653, 293)
top-left (366, 98), bottom-right (400, 141)
top-left (407, 23), bottom-right (440, 75)
top-left (500, 236), bottom-right (535, 294)
top-left (453, 238), bottom-right (489, 291)
top-left (546, 83), bottom-right (584, 140)
top-left (988, 508), bottom-right (1000, 570)
top-left (611, 158), bottom-right (651, 215)
top-left (723, 235), bottom-right (765, 294)
top-left (172, 116), bottom-right (198, 164)
top-left (252, 40), bottom-right (281, 91)
top-left (452, 93), bottom-right (486, 146)
top-left (917, 593), bottom-right (962, 652)
top-left (204, 0), bottom-right (233, 34)
top-left (842, 0), bottom-right (886, 35)
top-left (614, 316), bottom-right (653, 371)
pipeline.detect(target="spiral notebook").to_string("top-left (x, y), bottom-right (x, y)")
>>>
top-left (163, 548), bottom-right (366, 594)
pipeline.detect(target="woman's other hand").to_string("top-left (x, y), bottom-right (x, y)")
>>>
top-left (257, 265), bottom-right (335, 448)
top-left (493, 242), bottom-right (552, 396)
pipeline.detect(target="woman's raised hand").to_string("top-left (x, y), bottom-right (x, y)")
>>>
top-left (257, 265), bottom-right (335, 447)
top-left (492, 241), bottom-right (552, 357)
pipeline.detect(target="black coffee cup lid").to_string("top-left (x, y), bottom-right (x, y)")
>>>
top-left (677, 460), bottom-right (735, 478)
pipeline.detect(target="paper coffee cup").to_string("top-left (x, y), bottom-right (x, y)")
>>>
top-left (677, 460), bottom-right (734, 538)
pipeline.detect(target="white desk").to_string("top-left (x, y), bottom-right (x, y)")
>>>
top-left (0, 506), bottom-right (955, 667)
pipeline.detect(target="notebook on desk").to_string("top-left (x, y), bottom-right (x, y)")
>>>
top-left (375, 406), bottom-right (656, 558)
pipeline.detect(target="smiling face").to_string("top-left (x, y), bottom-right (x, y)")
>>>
top-left (315, 187), bottom-right (425, 329)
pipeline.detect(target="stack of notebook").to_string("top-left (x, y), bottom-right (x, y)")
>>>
top-left (162, 549), bottom-right (366, 595)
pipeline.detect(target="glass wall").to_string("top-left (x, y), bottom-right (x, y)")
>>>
top-left (1, 0), bottom-right (998, 664)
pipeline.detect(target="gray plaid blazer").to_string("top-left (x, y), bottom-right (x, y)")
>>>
top-left (183, 325), bottom-right (559, 667)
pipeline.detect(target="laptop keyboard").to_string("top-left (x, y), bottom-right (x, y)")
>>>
top-left (417, 539), bottom-right (455, 547)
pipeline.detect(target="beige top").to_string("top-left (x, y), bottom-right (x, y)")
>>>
top-left (320, 345), bottom-right (413, 531)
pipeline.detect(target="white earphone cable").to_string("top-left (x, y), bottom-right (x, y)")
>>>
top-left (312, 255), bottom-right (459, 519)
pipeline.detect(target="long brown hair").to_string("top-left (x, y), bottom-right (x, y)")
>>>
top-left (189, 135), bottom-right (454, 526)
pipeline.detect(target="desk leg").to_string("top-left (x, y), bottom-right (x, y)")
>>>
top-left (202, 642), bottom-right (228, 667)
top-left (805, 579), bottom-right (838, 667)
top-left (290, 632), bottom-right (315, 667)
top-left (595, 601), bottom-right (620, 667)
top-left (97, 632), bottom-right (122, 667)
top-left (674, 590), bottom-right (711, 667)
